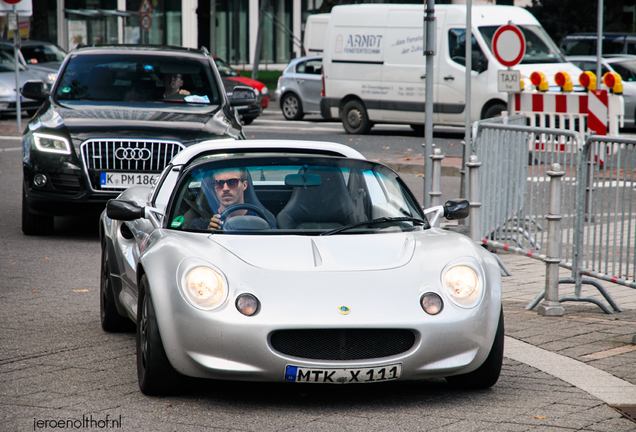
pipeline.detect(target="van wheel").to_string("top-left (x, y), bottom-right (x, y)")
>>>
top-left (282, 93), bottom-right (304, 120)
top-left (482, 103), bottom-right (507, 120)
top-left (342, 100), bottom-right (371, 134)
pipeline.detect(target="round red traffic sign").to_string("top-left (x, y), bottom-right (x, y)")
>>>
top-left (1, 0), bottom-right (23, 4)
top-left (140, 14), bottom-right (152, 30)
top-left (492, 24), bottom-right (526, 67)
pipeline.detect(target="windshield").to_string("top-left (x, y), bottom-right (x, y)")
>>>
top-left (22, 44), bottom-right (66, 64)
top-left (54, 53), bottom-right (221, 105)
top-left (610, 60), bottom-right (636, 82)
top-left (214, 57), bottom-right (240, 77)
top-left (0, 48), bottom-right (26, 72)
top-left (167, 156), bottom-right (427, 235)
top-left (479, 25), bottom-right (566, 64)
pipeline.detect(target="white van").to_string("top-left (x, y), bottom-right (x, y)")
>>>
top-left (320, 4), bottom-right (582, 133)
top-left (304, 13), bottom-right (330, 55)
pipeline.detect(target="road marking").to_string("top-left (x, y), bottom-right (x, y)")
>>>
top-left (505, 336), bottom-right (636, 405)
top-left (581, 345), bottom-right (636, 360)
top-left (0, 136), bottom-right (21, 140)
top-left (0, 147), bottom-right (21, 152)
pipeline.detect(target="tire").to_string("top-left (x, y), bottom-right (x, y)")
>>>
top-left (445, 306), bottom-right (504, 390)
top-left (281, 93), bottom-right (304, 120)
top-left (26, 109), bottom-right (39, 117)
top-left (137, 274), bottom-right (183, 395)
top-left (21, 189), bottom-right (54, 236)
top-left (482, 103), bottom-right (507, 120)
top-left (242, 116), bottom-right (256, 125)
top-left (342, 99), bottom-right (372, 134)
top-left (410, 124), bottom-right (425, 136)
top-left (100, 242), bottom-right (134, 332)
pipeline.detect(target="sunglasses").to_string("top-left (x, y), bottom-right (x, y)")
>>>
top-left (213, 178), bottom-right (244, 189)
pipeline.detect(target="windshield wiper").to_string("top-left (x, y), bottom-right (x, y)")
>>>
top-left (320, 217), bottom-right (426, 236)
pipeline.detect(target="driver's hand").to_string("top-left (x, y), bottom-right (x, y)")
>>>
top-left (178, 89), bottom-right (191, 95)
top-left (208, 214), bottom-right (223, 230)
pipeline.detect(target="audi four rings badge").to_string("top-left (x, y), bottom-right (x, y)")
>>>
top-left (115, 147), bottom-right (152, 161)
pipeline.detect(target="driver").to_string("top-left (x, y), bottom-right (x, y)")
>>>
top-left (191, 168), bottom-right (276, 230)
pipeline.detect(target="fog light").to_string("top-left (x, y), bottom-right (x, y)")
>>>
top-left (420, 292), bottom-right (443, 315)
top-left (236, 293), bottom-right (259, 316)
top-left (33, 174), bottom-right (47, 187)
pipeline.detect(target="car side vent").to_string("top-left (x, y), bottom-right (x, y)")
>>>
top-left (270, 329), bottom-right (415, 361)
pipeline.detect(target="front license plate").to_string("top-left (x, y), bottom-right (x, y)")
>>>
top-left (100, 172), bottom-right (159, 189)
top-left (284, 363), bottom-right (401, 384)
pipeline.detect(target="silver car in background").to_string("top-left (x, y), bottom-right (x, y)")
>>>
top-left (275, 55), bottom-right (323, 120)
top-left (567, 55), bottom-right (636, 128)
top-left (0, 44), bottom-right (47, 115)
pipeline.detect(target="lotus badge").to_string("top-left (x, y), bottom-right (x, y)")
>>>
top-left (338, 305), bottom-right (351, 315)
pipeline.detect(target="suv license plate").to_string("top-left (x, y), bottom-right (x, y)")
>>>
top-left (284, 364), bottom-right (401, 384)
top-left (100, 172), bottom-right (159, 189)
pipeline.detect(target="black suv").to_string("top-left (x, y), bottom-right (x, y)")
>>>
top-left (21, 45), bottom-right (255, 235)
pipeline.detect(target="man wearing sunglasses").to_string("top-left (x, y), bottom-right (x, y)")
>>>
top-left (190, 168), bottom-right (276, 230)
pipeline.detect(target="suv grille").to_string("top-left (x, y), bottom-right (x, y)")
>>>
top-left (80, 139), bottom-right (185, 190)
top-left (270, 329), bottom-right (415, 361)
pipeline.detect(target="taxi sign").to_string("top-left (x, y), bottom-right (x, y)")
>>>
top-left (498, 70), bottom-right (521, 92)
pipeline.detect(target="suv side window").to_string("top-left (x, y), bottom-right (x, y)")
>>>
top-left (448, 29), bottom-right (485, 72)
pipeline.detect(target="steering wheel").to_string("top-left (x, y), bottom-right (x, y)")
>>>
top-left (219, 203), bottom-right (270, 224)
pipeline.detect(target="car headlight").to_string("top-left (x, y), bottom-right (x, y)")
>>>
top-left (183, 266), bottom-right (228, 310)
top-left (261, 86), bottom-right (269, 95)
top-left (0, 84), bottom-right (13, 96)
top-left (442, 264), bottom-right (482, 308)
top-left (33, 133), bottom-right (71, 155)
top-left (47, 73), bottom-right (58, 83)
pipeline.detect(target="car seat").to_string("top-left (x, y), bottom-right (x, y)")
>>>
top-left (276, 166), bottom-right (363, 229)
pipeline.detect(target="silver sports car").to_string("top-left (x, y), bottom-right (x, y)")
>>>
top-left (99, 139), bottom-right (503, 395)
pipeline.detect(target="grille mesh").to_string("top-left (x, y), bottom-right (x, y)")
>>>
top-left (270, 329), bottom-right (415, 361)
top-left (80, 139), bottom-right (184, 190)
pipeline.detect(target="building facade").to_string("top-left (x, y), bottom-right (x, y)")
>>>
top-left (4, 0), bottom-right (623, 70)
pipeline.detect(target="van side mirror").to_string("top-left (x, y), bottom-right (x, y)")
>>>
top-left (229, 85), bottom-right (257, 107)
top-left (471, 51), bottom-right (488, 74)
top-left (21, 80), bottom-right (49, 101)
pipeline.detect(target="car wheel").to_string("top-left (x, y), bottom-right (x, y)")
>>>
top-left (410, 124), bottom-right (425, 136)
top-left (482, 103), bottom-right (507, 120)
top-left (26, 109), bottom-right (38, 117)
top-left (21, 189), bottom-right (53, 236)
top-left (137, 274), bottom-right (183, 395)
top-left (100, 242), bottom-right (134, 332)
top-left (342, 100), bottom-right (372, 134)
top-left (445, 306), bottom-right (504, 390)
top-left (242, 116), bottom-right (256, 125)
top-left (281, 93), bottom-right (304, 120)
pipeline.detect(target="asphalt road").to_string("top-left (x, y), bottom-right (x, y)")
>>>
top-left (1, 112), bottom-right (628, 431)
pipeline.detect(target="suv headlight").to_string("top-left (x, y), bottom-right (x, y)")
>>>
top-left (33, 133), bottom-right (71, 155)
top-left (442, 262), bottom-right (483, 308)
top-left (261, 86), bottom-right (269, 95)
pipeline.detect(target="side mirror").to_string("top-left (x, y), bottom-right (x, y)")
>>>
top-left (21, 80), bottom-right (49, 101)
top-left (107, 200), bottom-right (145, 221)
top-left (471, 51), bottom-right (488, 74)
top-left (444, 199), bottom-right (469, 220)
top-left (229, 85), bottom-right (257, 107)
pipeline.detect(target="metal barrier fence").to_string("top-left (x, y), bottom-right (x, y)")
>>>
top-left (469, 121), bottom-right (636, 313)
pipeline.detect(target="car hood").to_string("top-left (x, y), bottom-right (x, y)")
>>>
top-left (210, 233), bottom-right (417, 271)
top-left (42, 102), bottom-right (238, 144)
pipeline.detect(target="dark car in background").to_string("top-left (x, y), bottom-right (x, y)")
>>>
top-left (561, 33), bottom-right (636, 56)
top-left (214, 56), bottom-right (268, 124)
top-left (275, 55), bottom-right (323, 120)
top-left (21, 45), bottom-right (255, 235)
